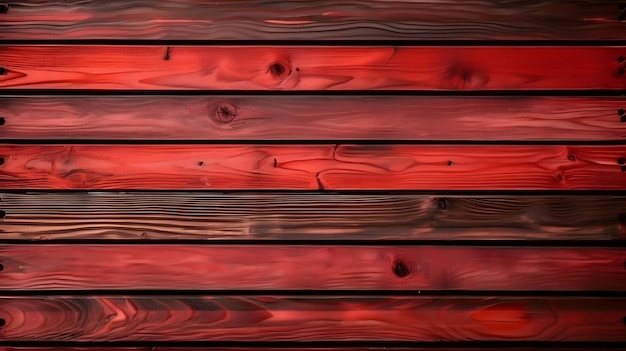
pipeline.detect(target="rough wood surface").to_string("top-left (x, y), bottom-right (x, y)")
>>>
top-left (1, 0), bottom-right (624, 40)
top-left (1, 296), bottom-right (624, 342)
top-left (0, 145), bottom-right (625, 190)
top-left (2, 245), bottom-right (624, 291)
top-left (1, 193), bottom-right (625, 241)
top-left (2, 96), bottom-right (625, 141)
top-left (1, 46), bottom-right (625, 90)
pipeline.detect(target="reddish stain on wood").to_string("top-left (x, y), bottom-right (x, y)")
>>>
top-left (0, 245), bottom-right (623, 291)
top-left (0, 296), bottom-right (624, 341)
top-left (1, 96), bottom-right (625, 141)
top-left (1, 0), bottom-right (623, 41)
top-left (0, 46), bottom-right (624, 90)
top-left (0, 145), bottom-right (624, 190)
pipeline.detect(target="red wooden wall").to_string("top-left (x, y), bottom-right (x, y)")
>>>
top-left (0, 1), bottom-right (626, 351)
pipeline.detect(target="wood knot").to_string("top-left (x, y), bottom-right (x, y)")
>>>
top-left (567, 154), bottom-right (576, 162)
top-left (214, 103), bottom-right (237, 123)
top-left (618, 56), bottom-right (625, 64)
top-left (445, 63), bottom-right (489, 90)
top-left (619, 212), bottom-right (626, 225)
top-left (0, 263), bottom-right (3, 272)
top-left (393, 260), bottom-right (411, 278)
top-left (437, 197), bottom-right (450, 210)
top-left (0, 157), bottom-right (5, 166)
top-left (0, 4), bottom-right (7, 14)
top-left (0, 117), bottom-right (5, 126)
top-left (555, 173), bottom-right (564, 182)
top-left (268, 61), bottom-right (291, 80)
top-left (618, 157), bottom-right (625, 165)
top-left (620, 2), bottom-right (626, 10)
top-left (0, 318), bottom-right (5, 327)
top-left (0, 67), bottom-right (6, 75)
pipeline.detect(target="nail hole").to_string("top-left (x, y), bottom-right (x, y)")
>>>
top-left (0, 157), bottom-right (5, 166)
top-left (0, 264), bottom-right (3, 272)
top-left (0, 118), bottom-right (4, 126)
top-left (198, 161), bottom-right (204, 166)
top-left (619, 109), bottom-right (625, 116)
top-left (0, 4), bottom-right (6, 14)
top-left (0, 210), bottom-right (4, 219)
top-left (437, 197), bottom-right (449, 210)
top-left (0, 318), bottom-right (5, 327)
top-left (619, 157), bottom-right (626, 165)
top-left (393, 260), bottom-right (411, 278)
top-left (447, 160), bottom-right (454, 166)
top-left (555, 173), bottom-right (564, 182)
top-left (567, 154), bottom-right (576, 162)
top-left (295, 67), bottom-right (300, 72)
top-left (619, 56), bottom-right (626, 64)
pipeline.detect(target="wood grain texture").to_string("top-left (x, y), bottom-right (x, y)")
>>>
top-left (2, 96), bottom-right (626, 141)
top-left (1, 0), bottom-right (624, 40)
top-left (1, 245), bottom-right (624, 291)
top-left (1, 46), bottom-right (625, 90)
top-left (0, 145), bottom-right (625, 190)
top-left (2, 193), bottom-right (625, 240)
top-left (1, 296), bottom-right (625, 342)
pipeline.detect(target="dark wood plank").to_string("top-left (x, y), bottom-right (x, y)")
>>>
top-left (1, 0), bottom-right (624, 40)
top-left (1, 46), bottom-right (624, 90)
top-left (2, 245), bottom-right (624, 291)
top-left (0, 350), bottom-right (610, 351)
top-left (2, 193), bottom-right (625, 240)
top-left (2, 96), bottom-right (625, 141)
top-left (1, 296), bottom-right (624, 341)
top-left (0, 145), bottom-right (624, 190)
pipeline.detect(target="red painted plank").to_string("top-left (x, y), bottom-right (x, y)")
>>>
top-left (1, 96), bottom-right (625, 141)
top-left (1, 296), bottom-right (624, 341)
top-left (0, 145), bottom-right (624, 190)
top-left (1, 245), bottom-right (624, 291)
top-left (0, 46), bottom-right (624, 90)
top-left (2, 193), bottom-right (625, 240)
top-left (1, 0), bottom-right (623, 41)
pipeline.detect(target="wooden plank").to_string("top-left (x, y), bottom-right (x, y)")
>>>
top-left (1, 0), bottom-right (624, 41)
top-left (0, 245), bottom-right (624, 291)
top-left (3, 350), bottom-right (620, 351)
top-left (2, 193), bottom-right (625, 240)
top-left (1, 46), bottom-right (624, 91)
top-left (2, 96), bottom-right (626, 141)
top-left (0, 296), bottom-right (624, 341)
top-left (0, 145), bottom-right (625, 190)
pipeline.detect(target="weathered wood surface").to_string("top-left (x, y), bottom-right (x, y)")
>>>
top-left (1, 46), bottom-right (625, 90)
top-left (1, 296), bottom-right (624, 341)
top-left (2, 96), bottom-right (626, 141)
top-left (0, 145), bottom-right (625, 190)
top-left (1, 0), bottom-right (624, 41)
top-left (2, 193), bottom-right (625, 240)
top-left (2, 245), bottom-right (624, 291)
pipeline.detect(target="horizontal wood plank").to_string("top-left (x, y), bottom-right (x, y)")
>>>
top-left (2, 0), bottom-right (624, 41)
top-left (2, 193), bottom-right (625, 240)
top-left (1, 46), bottom-right (624, 90)
top-left (0, 350), bottom-right (620, 351)
top-left (2, 96), bottom-right (625, 141)
top-left (0, 145), bottom-right (625, 190)
top-left (0, 296), bottom-right (624, 341)
top-left (0, 245), bottom-right (624, 291)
